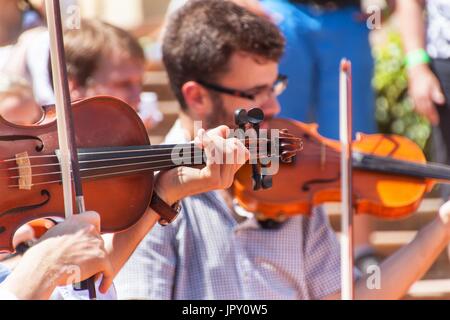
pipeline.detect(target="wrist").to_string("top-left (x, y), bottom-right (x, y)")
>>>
top-left (3, 248), bottom-right (58, 300)
top-left (153, 168), bottom-right (183, 206)
top-left (405, 48), bottom-right (431, 70)
top-left (407, 62), bottom-right (432, 76)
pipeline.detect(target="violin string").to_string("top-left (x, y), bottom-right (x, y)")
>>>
top-left (0, 147), bottom-right (336, 180)
top-left (0, 147), bottom-right (334, 181)
top-left (0, 140), bottom-right (302, 173)
top-left (0, 142), bottom-right (298, 173)
top-left (5, 153), bottom-right (286, 185)
top-left (1, 137), bottom-right (302, 163)
top-left (6, 155), bottom-right (205, 180)
top-left (1, 152), bottom-right (204, 172)
top-left (0, 155), bottom-right (328, 181)
top-left (8, 165), bottom-right (173, 188)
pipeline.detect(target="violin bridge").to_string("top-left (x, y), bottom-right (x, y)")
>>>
top-left (15, 152), bottom-right (32, 190)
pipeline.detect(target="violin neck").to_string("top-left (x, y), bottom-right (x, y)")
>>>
top-left (76, 143), bottom-right (205, 177)
top-left (353, 152), bottom-right (450, 182)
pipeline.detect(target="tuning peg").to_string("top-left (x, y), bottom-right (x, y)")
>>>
top-left (261, 175), bottom-right (273, 189)
top-left (252, 174), bottom-right (262, 191)
top-left (247, 108), bottom-right (264, 126)
top-left (234, 109), bottom-right (248, 128)
top-left (281, 152), bottom-right (295, 164)
top-left (252, 163), bottom-right (262, 191)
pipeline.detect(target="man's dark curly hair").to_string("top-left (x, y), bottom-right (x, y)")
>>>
top-left (162, 0), bottom-right (285, 110)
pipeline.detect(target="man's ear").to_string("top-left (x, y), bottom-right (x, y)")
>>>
top-left (181, 81), bottom-right (212, 118)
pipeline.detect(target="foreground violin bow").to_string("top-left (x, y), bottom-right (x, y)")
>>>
top-left (45, 0), bottom-right (96, 299)
top-left (340, 59), bottom-right (354, 300)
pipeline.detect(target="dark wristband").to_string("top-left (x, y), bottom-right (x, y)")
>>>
top-left (150, 192), bottom-right (181, 226)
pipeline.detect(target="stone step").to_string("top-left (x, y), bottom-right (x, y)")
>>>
top-left (326, 198), bottom-right (443, 232)
top-left (370, 230), bottom-right (450, 279)
top-left (405, 279), bottom-right (450, 300)
top-left (338, 229), bottom-right (450, 281)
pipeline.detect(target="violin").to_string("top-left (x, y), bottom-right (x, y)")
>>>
top-left (0, 96), bottom-right (301, 253)
top-left (233, 118), bottom-right (450, 220)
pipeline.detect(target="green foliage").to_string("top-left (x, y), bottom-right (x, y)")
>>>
top-left (372, 32), bottom-right (431, 150)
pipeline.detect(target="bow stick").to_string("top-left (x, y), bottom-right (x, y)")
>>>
top-left (45, 0), bottom-right (96, 299)
top-left (339, 59), bottom-right (354, 300)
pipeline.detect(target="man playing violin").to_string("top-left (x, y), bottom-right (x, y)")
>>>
top-left (115, 0), bottom-right (450, 300)
top-left (0, 125), bottom-right (249, 299)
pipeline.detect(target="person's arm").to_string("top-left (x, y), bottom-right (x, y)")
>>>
top-left (397, 0), bottom-right (445, 125)
top-left (0, 212), bottom-right (113, 300)
top-left (114, 217), bottom-right (179, 300)
top-left (101, 125), bottom-right (249, 292)
top-left (324, 201), bottom-right (450, 300)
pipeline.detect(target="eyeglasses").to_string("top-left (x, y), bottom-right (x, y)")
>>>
top-left (197, 74), bottom-right (288, 101)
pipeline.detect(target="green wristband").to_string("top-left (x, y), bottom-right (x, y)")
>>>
top-left (405, 49), bottom-right (431, 69)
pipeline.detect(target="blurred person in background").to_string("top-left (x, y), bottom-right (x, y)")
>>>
top-left (397, 0), bottom-right (450, 201)
top-left (0, 0), bottom-right (42, 69)
top-left (59, 19), bottom-right (161, 131)
top-left (0, 75), bottom-right (43, 125)
top-left (0, 0), bottom-right (53, 107)
top-left (397, 0), bottom-right (450, 268)
top-left (1, 2), bottom-right (160, 130)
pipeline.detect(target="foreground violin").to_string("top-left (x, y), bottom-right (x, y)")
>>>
top-left (234, 118), bottom-right (450, 220)
top-left (0, 96), bottom-right (301, 252)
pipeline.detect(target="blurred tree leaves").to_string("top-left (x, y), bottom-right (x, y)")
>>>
top-left (373, 32), bottom-right (431, 151)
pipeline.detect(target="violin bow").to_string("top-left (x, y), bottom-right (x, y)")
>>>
top-left (339, 59), bottom-right (355, 300)
top-left (45, 0), bottom-right (96, 299)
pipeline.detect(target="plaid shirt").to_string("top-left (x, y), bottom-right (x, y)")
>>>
top-left (114, 121), bottom-right (344, 300)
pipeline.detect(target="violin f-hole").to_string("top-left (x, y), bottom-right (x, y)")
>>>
top-left (301, 174), bottom-right (340, 192)
top-left (0, 135), bottom-right (44, 152)
top-left (0, 190), bottom-right (51, 219)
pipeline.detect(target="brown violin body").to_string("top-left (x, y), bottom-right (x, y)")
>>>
top-left (0, 96), bottom-right (153, 252)
top-left (234, 118), bottom-right (446, 220)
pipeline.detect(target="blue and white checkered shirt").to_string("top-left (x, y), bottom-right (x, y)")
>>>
top-left (115, 121), bottom-right (345, 300)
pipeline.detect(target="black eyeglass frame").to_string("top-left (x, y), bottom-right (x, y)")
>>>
top-left (196, 74), bottom-right (288, 101)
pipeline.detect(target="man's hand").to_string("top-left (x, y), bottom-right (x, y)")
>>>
top-left (155, 125), bottom-right (250, 205)
top-left (2, 212), bottom-right (114, 299)
top-left (408, 64), bottom-right (446, 125)
top-left (38, 212), bottom-right (114, 292)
